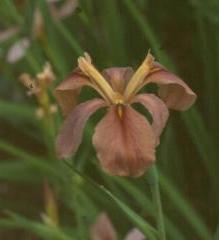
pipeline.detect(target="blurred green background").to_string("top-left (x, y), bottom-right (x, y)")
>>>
top-left (0, 0), bottom-right (218, 239)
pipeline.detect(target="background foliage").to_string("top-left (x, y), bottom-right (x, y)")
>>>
top-left (0, 0), bottom-right (218, 239)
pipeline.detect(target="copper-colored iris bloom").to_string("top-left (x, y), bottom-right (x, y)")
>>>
top-left (90, 213), bottom-right (145, 240)
top-left (55, 52), bottom-right (196, 176)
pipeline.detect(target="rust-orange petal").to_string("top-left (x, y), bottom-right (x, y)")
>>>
top-left (55, 68), bottom-right (93, 116)
top-left (124, 228), bottom-right (146, 240)
top-left (56, 99), bottom-right (106, 159)
top-left (146, 64), bottom-right (197, 111)
top-left (133, 93), bottom-right (169, 145)
top-left (102, 67), bottom-right (134, 93)
top-left (92, 106), bottom-right (156, 177)
top-left (90, 213), bottom-right (118, 240)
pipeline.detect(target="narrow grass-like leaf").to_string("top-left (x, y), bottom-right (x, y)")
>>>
top-left (159, 172), bottom-right (212, 240)
top-left (102, 0), bottom-right (127, 64)
top-left (1, 211), bottom-right (74, 240)
top-left (122, 0), bottom-right (174, 69)
top-left (54, 21), bottom-right (83, 56)
top-left (0, 140), bottom-right (61, 180)
top-left (37, 0), bottom-right (69, 76)
top-left (181, 108), bottom-right (216, 171)
top-left (102, 186), bottom-right (158, 240)
top-left (0, 100), bottom-right (36, 122)
top-left (2, 0), bottom-right (23, 24)
top-left (113, 177), bottom-right (186, 240)
top-left (0, 160), bottom-right (43, 182)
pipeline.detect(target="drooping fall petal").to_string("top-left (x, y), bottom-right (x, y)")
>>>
top-left (55, 69), bottom-right (93, 115)
top-left (93, 106), bottom-right (156, 177)
top-left (56, 99), bottom-right (106, 158)
top-left (133, 93), bottom-right (169, 145)
top-left (90, 213), bottom-right (117, 240)
top-left (102, 67), bottom-right (134, 93)
top-left (146, 66), bottom-right (197, 110)
top-left (125, 228), bottom-right (146, 240)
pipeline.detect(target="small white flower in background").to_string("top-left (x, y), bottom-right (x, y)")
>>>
top-left (20, 62), bottom-right (55, 97)
top-left (6, 38), bottom-right (30, 63)
top-left (91, 213), bottom-right (146, 240)
top-left (125, 229), bottom-right (146, 240)
top-left (0, 0), bottom-right (78, 63)
top-left (20, 62), bottom-right (57, 119)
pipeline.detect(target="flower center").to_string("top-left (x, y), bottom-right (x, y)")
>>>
top-left (114, 92), bottom-right (125, 118)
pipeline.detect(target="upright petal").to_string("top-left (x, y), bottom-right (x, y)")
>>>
top-left (125, 228), bottom-right (146, 240)
top-left (93, 106), bottom-right (156, 177)
top-left (133, 93), bottom-right (169, 145)
top-left (146, 65), bottom-right (197, 111)
top-left (56, 99), bottom-right (106, 159)
top-left (90, 213), bottom-right (117, 240)
top-left (55, 69), bottom-right (93, 116)
top-left (78, 54), bottom-right (116, 104)
top-left (102, 67), bottom-right (134, 93)
top-left (124, 52), bottom-right (155, 101)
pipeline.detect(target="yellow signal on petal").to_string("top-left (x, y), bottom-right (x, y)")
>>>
top-left (124, 52), bottom-right (154, 102)
top-left (78, 54), bottom-right (116, 104)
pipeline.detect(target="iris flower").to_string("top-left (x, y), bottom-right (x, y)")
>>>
top-left (55, 52), bottom-right (196, 176)
top-left (90, 213), bottom-right (145, 240)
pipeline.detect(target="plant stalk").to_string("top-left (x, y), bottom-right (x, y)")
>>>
top-left (149, 165), bottom-right (166, 240)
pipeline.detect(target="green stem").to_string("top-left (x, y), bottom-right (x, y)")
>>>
top-left (149, 165), bottom-right (166, 240)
